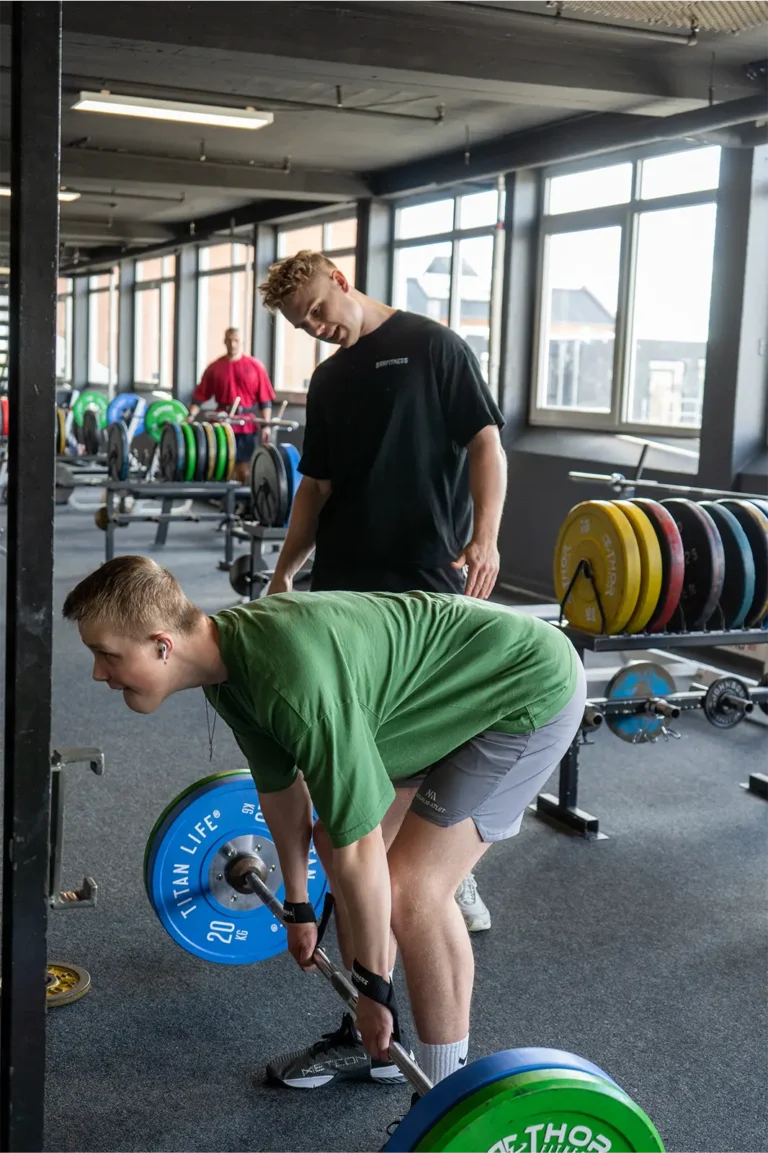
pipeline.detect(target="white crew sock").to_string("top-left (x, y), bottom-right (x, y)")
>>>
top-left (417, 1035), bottom-right (469, 1085)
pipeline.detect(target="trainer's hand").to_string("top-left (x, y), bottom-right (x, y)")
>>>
top-left (452, 536), bottom-right (500, 600)
top-left (286, 922), bottom-right (317, 970)
top-left (267, 573), bottom-right (293, 595)
top-left (260, 426), bottom-right (272, 445)
top-left (355, 997), bottom-right (394, 1062)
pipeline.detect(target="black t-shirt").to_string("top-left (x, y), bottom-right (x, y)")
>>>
top-left (299, 311), bottom-right (504, 573)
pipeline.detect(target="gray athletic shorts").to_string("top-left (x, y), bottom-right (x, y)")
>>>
top-left (394, 661), bottom-right (587, 842)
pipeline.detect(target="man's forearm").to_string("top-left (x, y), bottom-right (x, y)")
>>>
top-left (188, 403), bottom-right (201, 418)
top-left (469, 436), bottom-right (507, 543)
top-left (257, 775), bottom-right (314, 902)
top-left (334, 828), bottom-right (391, 979)
top-left (273, 478), bottom-right (330, 580)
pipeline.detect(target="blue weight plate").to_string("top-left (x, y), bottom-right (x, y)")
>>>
top-left (383, 1048), bottom-right (620, 1153)
top-left (661, 499), bottom-right (725, 630)
top-left (603, 661), bottom-right (676, 744)
top-left (278, 443), bottom-right (302, 523)
top-left (106, 392), bottom-right (147, 434)
top-left (717, 500), bottom-right (768, 627)
top-left (145, 772), bottom-right (328, 965)
top-left (699, 503), bottom-right (755, 629)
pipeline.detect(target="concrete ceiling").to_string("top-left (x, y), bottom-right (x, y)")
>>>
top-left (0, 0), bottom-right (766, 264)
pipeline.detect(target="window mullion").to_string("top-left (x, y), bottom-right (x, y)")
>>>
top-left (611, 208), bottom-right (636, 428)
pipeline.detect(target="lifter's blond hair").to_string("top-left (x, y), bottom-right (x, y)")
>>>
top-left (259, 250), bottom-right (338, 313)
top-left (63, 555), bottom-right (203, 638)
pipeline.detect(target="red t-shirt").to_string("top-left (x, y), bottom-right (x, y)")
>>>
top-left (192, 355), bottom-right (275, 434)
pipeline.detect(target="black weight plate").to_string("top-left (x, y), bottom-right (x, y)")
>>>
top-left (191, 422), bottom-right (207, 482)
top-left (661, 499), bottom-right (725, 630)
top-left (229, 555), bottom-right (252, 598)
top-left (717, 500), bottom-right (768, 627)
top-left (160, 422), bottom-right (185, 483)
top-left (82, 409), bottom-right (102, 456)
top-left (699, 502), bottom-right (756, 629)
top-left (250, 444), bottom-right (289, 527)
top-left (703, 676), bottom-right (751, 729)
top-left (107, 421), bottom-right (130, 482)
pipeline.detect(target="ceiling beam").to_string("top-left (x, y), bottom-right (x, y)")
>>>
top-left (369, 93), bottom-right (768, 196)
top-left (56, 2), bottom-right (756, 104)
top-left (56, 145), bottom-right (370, 200)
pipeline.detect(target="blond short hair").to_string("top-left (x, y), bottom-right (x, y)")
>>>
top-left (259, 250), bottom-right (337, 312)
top-left (62, 555), bottom-right (202, 638)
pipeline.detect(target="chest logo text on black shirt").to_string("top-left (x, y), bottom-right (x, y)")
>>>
top-left (376, 358), bottom-right (409, 368)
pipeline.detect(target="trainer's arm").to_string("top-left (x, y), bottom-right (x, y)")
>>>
top-left (257, 774), bottom-right (314, 901)
top-left (269, 477), bottom-right (331, 592)
top-left (453, 425), bottom-right (508, 600)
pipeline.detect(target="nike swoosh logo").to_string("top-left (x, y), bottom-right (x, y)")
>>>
top-left (458, 1057), bottom-right (467, 1066)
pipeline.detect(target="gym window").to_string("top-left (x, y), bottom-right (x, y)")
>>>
top-left (134, 255), bottom-right (176, 389)
top-left (392, 187), bottom-right (504, 395)
top-left (56, 276), bottom-right (73, 384)
top-left (87, 268), bottom-right (119, 387)
top-left (531, 145), bottom-right (721, 435)
top-left (273, 217), bottom-right (357, 393)
top-left (196, 242), bottom-right (254, 380)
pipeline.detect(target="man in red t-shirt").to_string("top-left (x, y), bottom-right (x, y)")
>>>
top-left (189, 327), bottom-right (275, 483)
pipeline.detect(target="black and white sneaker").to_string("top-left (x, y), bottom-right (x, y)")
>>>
top-left (266, 1012), bottom-right (408, 1089)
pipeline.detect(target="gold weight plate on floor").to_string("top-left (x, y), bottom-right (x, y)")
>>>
top-left (553, 500), bottom-right (641, 635)
top-left (614, 500), bottom-right (663, 633)
top-left (222, 423), bottom-right (236, 481)
top-left (46, 962), bottom-right (91, 1007)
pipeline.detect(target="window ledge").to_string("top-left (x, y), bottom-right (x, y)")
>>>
top-left (507, 426), bottom-right (700, 476)
top-left (274, 390), bottom-right (308, 407)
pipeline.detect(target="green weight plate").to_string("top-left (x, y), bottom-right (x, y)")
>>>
top-left (181, 422), bottom-right (196, 482)
top-left (202, 422), bottom-right (217, 481)
top-left (71, 390), bottom-right (108, 429)
top-left (191, 422), bottom-right (207, 482)
top-left (416, 1069), bottom-right (664, 1153)
top-left (145, 399), bottom-right (189, 443)
top-left (213, 423), bottom-right (228, 482)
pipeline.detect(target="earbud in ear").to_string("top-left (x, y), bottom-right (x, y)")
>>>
top-left (159, 643), bottom-right (168, 661)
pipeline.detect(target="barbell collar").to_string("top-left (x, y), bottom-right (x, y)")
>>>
top-left (239, 863), bottom-right (433, 1098)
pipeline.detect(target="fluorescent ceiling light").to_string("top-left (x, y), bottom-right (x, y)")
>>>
top-left (0, 187), bottom-right (80, 202)
top-left (73, 91), bottom-right (273, 130)
top-left (0, 267), bottom-right (10, 275)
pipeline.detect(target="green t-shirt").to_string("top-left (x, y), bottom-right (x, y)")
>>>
top-left (205, 591), bottom-right (577, 848)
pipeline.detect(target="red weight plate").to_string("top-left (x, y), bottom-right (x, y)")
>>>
top-left (1, 395), bottom-right (8, 438)
top-left (630, 498), bottom-right (685, 633)
top-left (661, 498), bottom-right (725, 630)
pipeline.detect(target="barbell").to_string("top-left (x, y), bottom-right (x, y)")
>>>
top-left (582, 663), bottom-right (768, 743)
top-left (144, 772), bottom-right (664, 1152)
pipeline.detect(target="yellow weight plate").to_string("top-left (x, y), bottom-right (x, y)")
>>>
top-left (615, 500), bottom-right (663, 634)
top-left (553, 500), bottom-right (641, 635)
top-left (222, 423), bottom-right (236, 481)
top-left (46, 962), bottom-right (91, 1007)
top-left (202, 422), bottom-right (217, 481)
top-left (56, 407), bottom-right (67, 456)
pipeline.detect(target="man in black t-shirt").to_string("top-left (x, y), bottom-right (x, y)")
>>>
top-left (256, 249), bottom-right (508, 1091)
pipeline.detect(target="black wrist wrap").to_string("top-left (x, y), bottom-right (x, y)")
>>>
top-left (282, 900), bottom-right (316, 924)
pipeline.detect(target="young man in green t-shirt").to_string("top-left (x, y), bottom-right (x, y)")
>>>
top-left (64, 555), bottom-right (585, 1093)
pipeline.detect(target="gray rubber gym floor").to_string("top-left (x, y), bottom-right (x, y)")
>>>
top-left (3, 507), bottom-right (767, 1153)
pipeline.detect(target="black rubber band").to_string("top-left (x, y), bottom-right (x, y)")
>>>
top-left (282, 900), bottom-right (316, 925)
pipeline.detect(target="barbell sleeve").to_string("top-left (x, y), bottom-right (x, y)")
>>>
top-left (242, 866), bottom-right (434, 1097)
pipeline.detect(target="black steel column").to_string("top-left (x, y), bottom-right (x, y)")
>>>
top-left (1, 5), bottom-right (62, 1151)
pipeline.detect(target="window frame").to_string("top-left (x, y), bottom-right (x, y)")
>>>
top-left (56, 277), bottom-right (74, 384)
top-left (530, 144), bottom-right (721, 437)
top-left (195, 241), bottom-right (255, 381)
top-left (133, 255), bottom-right (177, 389)
top-left (390, 185), bottom-right (505, 397)
top-left (86, 267), bottom-right (119, 389)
